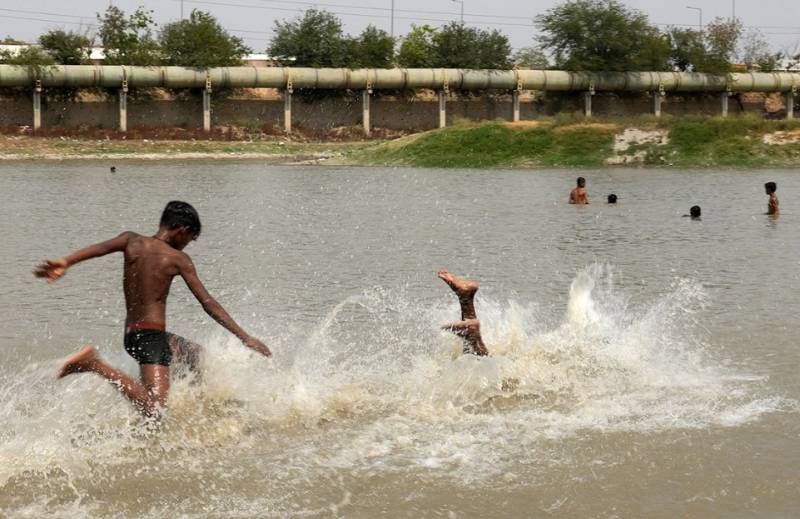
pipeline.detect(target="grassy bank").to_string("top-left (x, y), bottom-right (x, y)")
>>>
top-left (357, 115), bottom-right (800, 168)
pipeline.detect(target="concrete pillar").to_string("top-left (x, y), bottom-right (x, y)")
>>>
top-left (284, 89), bottom-right (292, 134)
top-left (787, 91), bottom-right (795, 120)
top-left (362, 89), bottom-right (371, 136)
top-left (33, 83), bottom-right (42, 131)
top-left (438, 90), bottom-right (447, 128)
top-left (721, 92), bottom-right (729, 118)
top-left (202, 88), bottom-right (211, 132)
top-left (583, 91), bottom-right (592, 118)
top-left (119, 88), bottom-right (128, 132)
top-left (653, 92), bottom-right (663, 117)
top-left (512, 90), bottom-right (521, 122)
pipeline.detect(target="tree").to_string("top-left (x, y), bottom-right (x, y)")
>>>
top-left (536, 0), bottom-right (670, 71)
top-left (97, 6), bottom-right (161, 66)
top-left (702, 18), bottom-right (743, 73)
top-left (430, 22), bottom-right (511, 69)
top-left (667, 27), bottom-right (707, 71)
top-left (741, 29), bottom-right (782, 72)
top-left (0, 45), bottom-right (55, 67)
top-left (160, 10), bottom-right (249, 67)
top-left (512, 46), bottom-right (549, 69)
top-left (351, 25), bottom-right (395, 68)
top-left (397, 24), bottom-right (437, 67)
top-left (269, 9), bottom-right (348, 67)
top-left (38, 30), bottom-right (92, 65)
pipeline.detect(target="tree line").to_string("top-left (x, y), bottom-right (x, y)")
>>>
top-left (0, 0), bottom-right (795, 73)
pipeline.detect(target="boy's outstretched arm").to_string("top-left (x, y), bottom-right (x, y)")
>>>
top-left (34, 231), bottom-right (134, 283)
top-left (179, 255), bottom-right (272, 358)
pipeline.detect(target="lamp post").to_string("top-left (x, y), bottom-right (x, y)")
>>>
top-left (686, 5), bottom-right (703, 31)
top-left (451, 0), bottom-right (464, 23)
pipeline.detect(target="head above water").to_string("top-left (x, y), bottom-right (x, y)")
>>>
top-left (577, 177), bottom-right (586, 187)
top-left (607, 194), bottom-right (617, 204)
top-left (765, 182), bottom-right (777, 194)
top-left (690, 205), bottom-right (701, 218)
top-left (159, 201), bottom-right (201, 249)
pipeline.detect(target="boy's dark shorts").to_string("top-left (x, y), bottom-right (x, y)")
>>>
top-left (124, 329), bottom-right (172, 366)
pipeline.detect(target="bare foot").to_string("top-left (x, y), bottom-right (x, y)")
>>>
top-left (437, 270), bottom-right (479, 298)
top-left (57, 345), bottom-right (97, 379)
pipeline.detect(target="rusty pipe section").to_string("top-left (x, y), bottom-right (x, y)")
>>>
top-left (0, 65), bottom-right (798, 92)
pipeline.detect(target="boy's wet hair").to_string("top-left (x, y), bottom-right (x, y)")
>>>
top-left (577, 177), bottom-right (586, 187)
top-left (690, 205), bottom-right (701, 217)
top-left (160, 201), bottom-right (201, 237)
top-left (607, 194), bottom-right (617, 203)
top-left (765, 182), bottom-right (777, 193)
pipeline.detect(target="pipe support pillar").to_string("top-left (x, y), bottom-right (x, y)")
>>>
top-left (438, 90), bottom-right (447, 128)
top-left (33, 81), bottom-right (42, 131)
top-left (787, 91), bottom-right (795, 120)
top-left (202, 88), bottom-right (211, 132)
top-left (362, 88), bottom-right (371, 136)
top-left (283, 89), bottom-right (292, 134)
top-left (583, 92), bottom-right (593, 118)
top-left (512, 90), bottom-right (521, 122)
top-left (119, 87), bottom-right (128, 133)
top-left (721, 92), bottom-right (729, 118)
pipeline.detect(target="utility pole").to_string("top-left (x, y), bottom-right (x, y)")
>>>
top-left (390, 0), bottom-right (394, 37)
top-left (732, 0), bottom-right (736, 20)
top-left (181, 0), bottom-right (185, 19)
top-left (686, 5), bottom-right (702, 31)
top-left (452, 0), bottom-right (464, 23)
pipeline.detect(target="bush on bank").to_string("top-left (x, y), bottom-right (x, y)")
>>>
top-left (360, 116), bottom-right (800, 168)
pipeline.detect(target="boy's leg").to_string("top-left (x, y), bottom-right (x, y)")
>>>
top-left (437, 270), bottom-right (489, 356)
top-left (165, 332), bottom-right (203, 374)
top-left (437, 270), bottom-right (478, 319)
top-left (58, 345), bottom-right (168, 417)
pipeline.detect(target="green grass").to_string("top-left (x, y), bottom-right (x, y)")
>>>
top-left (359, 116), bottom-right (800, 169)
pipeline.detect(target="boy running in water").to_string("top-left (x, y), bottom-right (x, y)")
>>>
top-left (34, 201), bottom-right (271, 418)
top-left (438, 270), bottom-right (489, 356)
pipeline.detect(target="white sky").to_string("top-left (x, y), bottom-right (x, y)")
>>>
top-left (1, 0), bottom-right (798, 56)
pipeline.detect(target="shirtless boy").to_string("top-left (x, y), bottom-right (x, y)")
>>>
top-left (34, 201), bottom-right (271, 417)
top-left (437, 270), bottom-right (489, 356)
top-left (569, 177), bottom-right (589, 204)
top-left (765, 182), bottom-right (779, 216)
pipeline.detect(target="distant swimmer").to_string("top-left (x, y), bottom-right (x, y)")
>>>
top-left (110, 166), bottom-right (116, 173)
top-left (765, 182), bottom-right (779, 216)
top-left (437, 270), bottom-right (489, 356)
top-left (607, 194), bottom-right (618, 204)
top-left (34, 201), bottom-right (271, 418)
top-left (683, 205), bottom-right (701, 219)
top-left (569, 177), bottom-right (589, 204)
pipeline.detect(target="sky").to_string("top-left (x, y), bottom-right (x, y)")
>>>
top-left (1, 0), bottom-right (799, 56)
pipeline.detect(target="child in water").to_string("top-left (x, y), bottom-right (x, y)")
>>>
top-left (34, 201), bottom-right (271, 418)
top-left (765, 182), bottom-right (779, 216)
top-left (569, 177), bottom-right (589, 204)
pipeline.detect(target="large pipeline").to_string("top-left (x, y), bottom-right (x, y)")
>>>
top-left (0, 65), bottom-right (798, 92)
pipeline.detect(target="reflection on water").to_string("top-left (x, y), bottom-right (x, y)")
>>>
top-left (0, 163), bottom-right (799, 518)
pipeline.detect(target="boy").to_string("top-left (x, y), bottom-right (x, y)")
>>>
top-left (569, 177), bottom-right (590, 204)
top-left (437, 270), bottom-right (489, 356)
top-left (765, 182), bottom-right (779, 216)
top-left (34, 201), bottom-right (271, 417)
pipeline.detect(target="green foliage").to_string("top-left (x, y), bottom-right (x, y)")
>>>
top-left (741, 29), bottom-right (782, 72)
top-left (512, 46), bottom-right (549, 69)
top-left (397, 25), bottom-right (437, 67)
top-left (160, 10), bottom-right (250, 67)
top-left (536, 0), bottom-right (670, 71)
top-left (38, 30), bottom-right (92, 65)
top-left (1, 37), bottom-right (26, 45)
top-left (269, 9), bottom-right (348, 67)
top-left (667, 28), bottom-right (707, 71)
top-left (97, 6), bottom-right (161, 66)
top-left (431, 22), bottom-right (511, 69)
top-left (0, 45), bottom-right (55, 68)
top-left (351, 25), bottom-right (395, 68)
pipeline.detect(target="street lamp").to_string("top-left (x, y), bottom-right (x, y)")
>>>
top-left (451, 0), bottom-right (464, 24)
top-left (686, 5), bottom-right (703, 31)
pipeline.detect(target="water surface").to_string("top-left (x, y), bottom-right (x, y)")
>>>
top-left (0, 163), bottom-right (798, 518)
